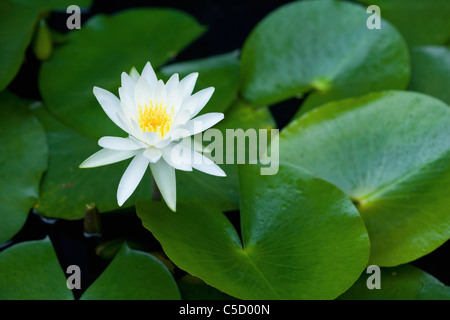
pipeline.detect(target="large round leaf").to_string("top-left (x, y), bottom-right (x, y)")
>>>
top-left (0, 237), bottom-right (73, 300)
top-left (240, 0), bottom-right (409, 113)
top-left (0, 92), bottom-right (48, 243)
top-left (356, 0), bottom-right (450, 46)
top-left (80, 244), bottom-right (180, 300)
top-left (339, 264), bottom-right (450, 300)
top-left (409, 46), bottom-right (450, 105)
top-left (279, 91), bottom-right (450, 266)
top-left (39, 8), bottom-right (205, 140)
top-left (33, 105), bottom-right (151, 219)
top-left (136, 164), bottom-right (369, 299)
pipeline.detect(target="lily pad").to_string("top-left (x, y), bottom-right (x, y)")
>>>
top-left (339, 264), bottom-right (450, 300)
top-left (356, 0), bottom-right (450, 46)
top-left (0, 92), bottom-right (48, 244)
top-left (81, 244), bottom-right (180, 300)
top-left (136, 164), bottom-right (369, 299)
top-left (409, 46), bottom-right (450, 105)
top-left (33, 105), bottom-right (151, 219)
top-left (240, 0), bottom-right (409, 116)
top-left (39, 8), bottom-right (206, 140)
top-left (279, 91), bottom-right (450, 266)
top-left (0, 237), bottom-right (73, 300)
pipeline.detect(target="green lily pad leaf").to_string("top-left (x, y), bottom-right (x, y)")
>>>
top-left (339, 264), bottom-right (450, 300)
top-left (356, 0), bottom-right (450, 46)
top-left (0, 92), bottom-right (47, 244)
top-left (240, 0), bottom-right (409, 114)
top-left (160, 51), bottom-right (240, 115)
top-left (136, 164), bottom-right (370, 299)
top-left (177, 100), bottom-right (275, 211)
top-left (177, 165), bottom-right (239, 212)
top-left (279, 91), bottom-right (450, 266)
top-left (0, 237), bottom-right (73, 300)
top-left (0, 0), bottom-right (39, 91)
top-left (39, 8), bottom-right (206, 140)
top-left (409, 46), bottom-right (450, 105)
top-left (81, 244), bottom-right (180, 300)
top-left (33, 105), bottom-right (151, 219)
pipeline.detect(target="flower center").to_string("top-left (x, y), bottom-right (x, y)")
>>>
top-left (138, 100), bottom-right (174, 138)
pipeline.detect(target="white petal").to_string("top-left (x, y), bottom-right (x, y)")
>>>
top-left (98, 136), bottom-right (142, 150)
top-left (153, 79), bottom-right (167, 105)
top-left (168, 82), bottom-right (185, 115)
top-left (93, 87), bottom-right (127, 132)
top-left (141, 62), bottom-right (158, 88)
top-left (182, 112), bottom-right (224, 137)
top-left (143, 147), bottom-right (162, 163)
top-left (165, 73), bottom-right (179, 93)
top-left (181, 87), bottom-right (214, 118)
top-left (171, 108), bottom-right (192, 128)
top-left (79, 149), bottom-right (138, 168)
top-left (117, 152), bottom-right (149, 206)
top-left (129, 118), bottom-right (144, 137)
top-left (129, 135), bottom-right (149, 148)
top-left (191, 150), bottom-right (226, 177)
top-left (180, 72), bottom-right (198, 98)
top-left (129, 67), bottom-right (140, 82)
top-left (120, 72), bottom-right (136, 95)
top-left (115, 113), bottom-right (135, 136)
top-left (150, 159), bottom-right (176, 212)
top-left (134, 76), bottom-right (154, 108)
top-left (191, 134), bottom-right (206, 153)
top-left (179, 136), bottom-right (204, 153)
top-left (141, 131), bottom-right (160, 146)
top-left (154, 137), bottom-right (172, 149)
top-left (161, 142), bottom-right (193, 171)
top-left (119, 87), bottom-right (137, 120)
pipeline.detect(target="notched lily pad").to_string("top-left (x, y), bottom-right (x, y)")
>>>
top-left (279, 90), bottom-right (450, 266)
top-left (240, 0), bottom-right (409, 116)
top-left (137, 164), bottom-right (369, 299)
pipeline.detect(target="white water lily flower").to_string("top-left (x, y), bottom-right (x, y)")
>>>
top-left (80, 62), bottom-right (226, 211)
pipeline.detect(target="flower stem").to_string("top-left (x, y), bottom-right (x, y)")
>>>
top-left (152, 175), bottom-right (162, 201)
top-left (84, 203), bottom-right (102, 237)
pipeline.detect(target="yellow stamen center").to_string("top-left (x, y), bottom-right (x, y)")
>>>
top-left (138, 100), bottom-right (174, 138)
